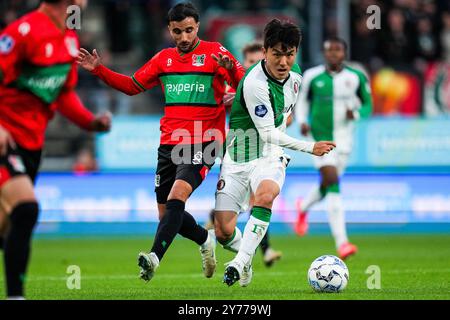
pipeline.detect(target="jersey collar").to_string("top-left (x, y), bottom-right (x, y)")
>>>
top-left (261, 60), bottom-right (291, 86)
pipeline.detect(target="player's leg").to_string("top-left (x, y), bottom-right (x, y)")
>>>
top-left (0, 175), bottom-right (39, 299)
top-left (294, 152), bottom-right (333, 236)
top-left (224, 157), bottom-right (285, 286)
top-left (252, 192), bottom-right (282, 267)
top-left (214, 210), bottom-right (240, 252)
top-left (334, 152), bottom-right (357, 259)
top-left (0, 147), bottom-right (41, 252)
top-left (224, 180), bottom-right (280, 286)
top-left (214, 160), bottom-right (251, 254)
top-left (138, 145), bottom-right (175, 281)
top-left (320, 165), bottom-right (356, 259)
top-left (0, 206), bottom-right (9, 250)
top-left (139, 143), bottom-right (217, 281)
top-left (204, 209), bottom-right (215, 230)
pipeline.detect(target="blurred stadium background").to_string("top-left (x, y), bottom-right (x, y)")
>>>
top-left (1, 0), bottom-right (450, 235)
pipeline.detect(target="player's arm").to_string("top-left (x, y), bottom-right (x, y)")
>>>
top-left (55, 63), bottom-right (111, 132)
top-left (354, 73), bottom-right (373, 119)
top-left (212, 45), bottom-right (246, 89)
top-left (0, 23), bottom-right (26, 86)
top-left (244, 81), bottom-right (334, 156)
top-left (294, 72), bottom-right (312, 136)
top-left (55, 90), bottom-right (111, 132)
top-left (77, 48), bottom-right (159, 96)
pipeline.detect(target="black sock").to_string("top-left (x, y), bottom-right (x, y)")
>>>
top-left (0, 236), bottom-right (3, 250)
top-left (4, 202), bottom-right (39, 297)
top-left (178, 211), bottom-right (208, 245)
top-left (260, 229), bottom-right (270, 254)
top-left (151, 199), bottom-right (185, 262)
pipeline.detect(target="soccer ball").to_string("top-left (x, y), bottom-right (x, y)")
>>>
top-left (307, 255), bottom-right (349, 293)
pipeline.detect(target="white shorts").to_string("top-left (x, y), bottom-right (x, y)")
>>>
top-left (313, 149), bottom-right (349, 176)
top-left (215, 155), bottom-right (288, 214)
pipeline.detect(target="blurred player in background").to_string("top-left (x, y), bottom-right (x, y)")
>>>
top-left (215, 19), bottom-right (336, 287)
top-left (77, 2), bottom-right (245, 282)
top-left (207, 41), bottom-right (283, 267)
top-left (294, 37), bottom-right (373, 260)
top-left (0, 0), bottom-right (111, 299)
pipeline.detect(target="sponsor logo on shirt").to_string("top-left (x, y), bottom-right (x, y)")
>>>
top-left (0, 35), bottom-right (14, 54)
top-left (155, 174), bottom-right (160, 187)
top-left (166, 82), bottom-right (205, 95)
top-left (255, 105), bottom-right (268, 117)
top-left (192, 54), bottom-right (205, 67)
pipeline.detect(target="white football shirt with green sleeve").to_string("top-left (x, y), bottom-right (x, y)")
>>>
top-left (225, 60), bottom-right (314, 163)
top-left (295, 65), bottom-right (372, 153)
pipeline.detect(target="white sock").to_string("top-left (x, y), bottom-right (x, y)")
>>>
top-left (301, 186), bottom-right (324, 212)
top-left (326, 192), bottom-right (348, 248)
top-left (222, 227), bottom-right (242, 253)
top-left (236, 215), bottom-right (269, 266)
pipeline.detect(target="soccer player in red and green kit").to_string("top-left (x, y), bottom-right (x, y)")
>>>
top-left (0, 0), bottom-right (111, 299)
top-left (78, 2), bottom-right (245, 283)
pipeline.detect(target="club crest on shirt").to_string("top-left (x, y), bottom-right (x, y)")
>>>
top-left (255, 105), bottom-right (268, 117)
top-left (0, 35), bottom-right (14, 54)
top-left (192, 54), bottom-right (205, 67)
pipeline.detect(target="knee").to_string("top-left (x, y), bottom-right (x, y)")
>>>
top-left (321, 176), bottom-right (339, 189)
top-left (253, 192), bottom-right (275, 208)
top-left (167, 183), bottom-right (191, 202)
top-left (214, 222), bottom-right (234, 244)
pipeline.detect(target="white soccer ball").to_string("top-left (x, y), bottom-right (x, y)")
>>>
top-left (307, 255), bottom-right (349, 293)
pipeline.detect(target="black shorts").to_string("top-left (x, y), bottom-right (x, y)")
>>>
top-left (155, 141), bottom-right (220, 204)
top-left (0, 145), bottom-right (42, 187)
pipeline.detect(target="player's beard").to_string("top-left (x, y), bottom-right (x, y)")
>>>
top-left (178, 41), bottom-right (193, 53)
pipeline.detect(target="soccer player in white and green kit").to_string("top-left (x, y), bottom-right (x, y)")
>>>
top-left (294, 38), bottom-right (373, 260)
top-left (213, 19), bottom-right (336, 287)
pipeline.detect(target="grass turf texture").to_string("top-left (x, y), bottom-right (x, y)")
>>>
top-left (1, 234), bottom-right (449, 299)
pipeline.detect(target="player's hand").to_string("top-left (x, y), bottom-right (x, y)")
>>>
top-left (300, 123), bottom-right (310, 136)
top-left (90, 111), bottom-right (112, 132)
top-left (211, 53), bottom-right (234, 70)
top-left (223, 92), bottom-right (236, 107)
top-left (346, 109), bottom-right (356, 120)
top-left (0, 125), bottom-right (16, 156)
top-left (77, 48), bottom-right (101, 72)
top-left (312, 141), bottom-right (336, 156)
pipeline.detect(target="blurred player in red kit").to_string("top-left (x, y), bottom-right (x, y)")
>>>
top-left (0, 0), bottom-right (111, 299)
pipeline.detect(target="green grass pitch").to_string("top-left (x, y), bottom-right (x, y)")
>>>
top-left (1, 234), bottom-right (449, 299)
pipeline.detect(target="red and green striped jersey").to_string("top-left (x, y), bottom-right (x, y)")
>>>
top-left (0, 10), bottom-right (93, 150)
top-left (131, 40), bottom-right (245, 145)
